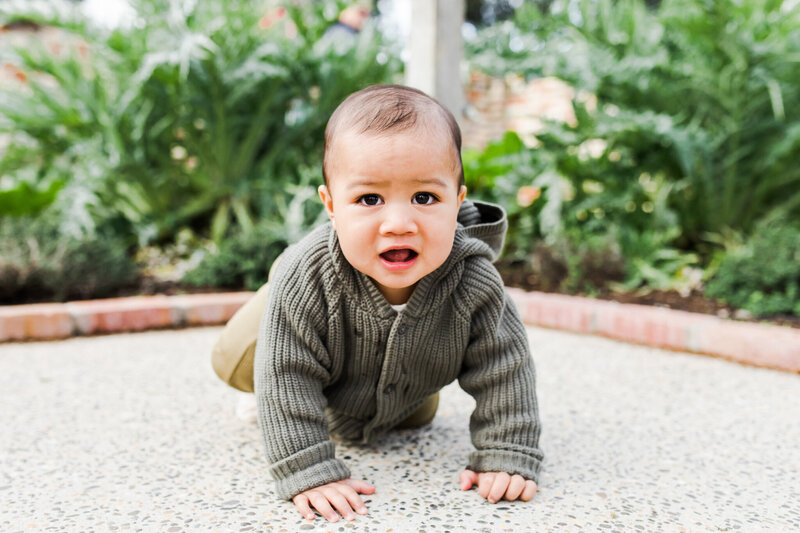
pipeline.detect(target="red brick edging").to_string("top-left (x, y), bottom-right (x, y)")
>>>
top-left (506, 288), bottom-right (800, 373)
top-left (0, 293), bottom-right (252, 342)
top-left (1, 290), bottom-right (798, 373)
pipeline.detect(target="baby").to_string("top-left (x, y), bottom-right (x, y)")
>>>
top-left (212, 84), bottom-right (543, 522)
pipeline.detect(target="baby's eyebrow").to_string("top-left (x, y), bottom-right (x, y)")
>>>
top-left (349, 179), bottom-right (391, 188)
top-left (348, 177), bottom-right (449, 188)
top-left (412, 177), bottom-right (449, 188)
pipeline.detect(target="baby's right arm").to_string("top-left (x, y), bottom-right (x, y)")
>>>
top-left (292, 478), bottom-right (375, 522)
top-left (253, 249), bottom-right (352, 500)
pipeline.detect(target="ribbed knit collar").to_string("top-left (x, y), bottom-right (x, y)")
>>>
top-left (326, 200), bottom-right (507, 319)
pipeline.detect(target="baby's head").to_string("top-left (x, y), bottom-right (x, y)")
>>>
top-left (318, 84), bottom-right (467, 305)
top-left (321, 84), bottom-right (464, 188)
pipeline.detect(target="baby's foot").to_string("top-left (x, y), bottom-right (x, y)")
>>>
top-left (236, 394), bottom-right (258, 424)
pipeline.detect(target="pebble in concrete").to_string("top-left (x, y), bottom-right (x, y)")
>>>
top-left (0, 326), bottom-right (798, 532)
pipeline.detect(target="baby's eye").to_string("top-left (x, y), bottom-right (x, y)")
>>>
top-left (412, 192), bottom-right (438, 205)
top-left (357, 194), bottom-right (383, 206)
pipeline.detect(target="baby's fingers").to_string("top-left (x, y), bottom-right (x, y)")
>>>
top-left (520, 480), bottom-right (538, 501)
top-left (306, 492), bottom-right (339, 522)
top-left (292, 494), bottom-right (315, 521)
top-left (321, 486), bottom-right (357, 521)
top-left (334, 482), bottom-right (369, 516)
top-left (488, 472), bottom-right (511, 504)
top-left (503, 474), bottom-right (526, 501)
top-left (459, 470), bottom-right (479, 491)
top-left (477, 472), bottom-right (496, 500)
top-left (342, 478), bottom-right (376, 495)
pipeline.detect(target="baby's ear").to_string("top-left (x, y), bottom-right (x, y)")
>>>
top-left (318, 185), bottom-right (336, 228)
top-left (458, 185), bottom-right (467, 205)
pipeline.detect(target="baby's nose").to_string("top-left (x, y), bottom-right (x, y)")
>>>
top-left (380, 205), bottom-right (417, 234)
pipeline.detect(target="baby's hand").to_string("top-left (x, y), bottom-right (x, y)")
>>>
top-left (459, 470), bottom-right (537, 504)
top-left (292, 478), bottom-right (375, 523)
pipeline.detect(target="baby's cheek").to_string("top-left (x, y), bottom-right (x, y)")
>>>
top-left (431, 235), bottom-right (455, 263)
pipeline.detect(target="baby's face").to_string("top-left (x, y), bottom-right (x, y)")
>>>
top-left (319, 129), bottom-right (466, 305)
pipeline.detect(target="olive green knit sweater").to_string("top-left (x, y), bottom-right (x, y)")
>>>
top-left (254, 200), bottom-right (543, 500)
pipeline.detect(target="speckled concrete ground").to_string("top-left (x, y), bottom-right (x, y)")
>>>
top-left (1, 326), bottom-right (798, 532)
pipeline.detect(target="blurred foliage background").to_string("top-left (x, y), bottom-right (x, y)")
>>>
top-left (0, 0), bottom-right (400, 297)
top-left (464, 0), bottom-right (800, 317)
top-left (1, 0), bottom-right (799, 320)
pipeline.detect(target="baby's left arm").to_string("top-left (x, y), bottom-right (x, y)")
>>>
top-left (457, 272), bottom-right (544, 493)
top-left (459, 470), bottom-right (537, 503)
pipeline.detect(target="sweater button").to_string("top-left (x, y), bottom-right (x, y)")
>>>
top-left (383, 384), bottom-right (395, 394)
top-left (398, 325), bottom-right (408, 335)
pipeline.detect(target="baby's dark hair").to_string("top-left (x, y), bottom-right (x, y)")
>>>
top-left (322, 84), bottom-right (464, 187)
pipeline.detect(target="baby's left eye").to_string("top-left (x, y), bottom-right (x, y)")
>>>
top-left (412, 192), bottom-right (438, 205)
top-left (357, 194), bottom-right (383, 206)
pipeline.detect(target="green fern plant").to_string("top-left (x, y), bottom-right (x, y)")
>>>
top-left (706, 217), bottom-right (800, 317)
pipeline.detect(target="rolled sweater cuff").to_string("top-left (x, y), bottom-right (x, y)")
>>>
top-left (269, 441), bottom-right (351, 500)
top-left (467, 449), bottom-right (543, 484)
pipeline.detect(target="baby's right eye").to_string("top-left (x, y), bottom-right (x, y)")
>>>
top-left (357, 194), bottom-right (383, 206)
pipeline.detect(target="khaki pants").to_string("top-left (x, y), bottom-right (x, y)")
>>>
top-left (210, 281), bottom-right (270, 393)
top-left (210, 258), bottom-right (438, 429)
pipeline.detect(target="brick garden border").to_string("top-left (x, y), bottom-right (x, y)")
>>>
top-left (1, 290), bottom-right (798, 373)
top-left (0, 293), bottom-right (252, 342)
top-left (506, 288), bottom-right (800, 373)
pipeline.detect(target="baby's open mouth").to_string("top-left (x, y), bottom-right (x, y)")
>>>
top-left (380, 249), bottom-right (418, 263)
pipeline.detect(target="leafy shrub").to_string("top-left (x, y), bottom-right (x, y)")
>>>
top-left (0, 138), bottom-right (65, 217)
top-left (0, 0), bottom-right (400, 248)
top-left (705, 219), bottom-right (800, 317)
top-left (462, 132), bottom-right (550, 261)
top-left (516, 229), bottom-right (625, 295)
top-left (464, 128), bottom-right (699, 293)
top-left (463, 0), bottom-right (800, 297)
top-left (183, 178), bottom-right (326, 290)
top-left (0, 208), bottom-right (138, 303)
top-left (467, 0), bottom-right (800, 247)
top-left (181, 225), bottom-right (287, 291)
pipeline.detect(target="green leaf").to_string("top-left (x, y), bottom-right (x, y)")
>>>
top-left (0, 180), bottom-right (65, 217)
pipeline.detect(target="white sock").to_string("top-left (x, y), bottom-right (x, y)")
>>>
top-left (235, 394), bottom-right (258, 424)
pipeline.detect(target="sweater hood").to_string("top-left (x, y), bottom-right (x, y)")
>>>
top-left (454, 199), bottom-right (507, 263)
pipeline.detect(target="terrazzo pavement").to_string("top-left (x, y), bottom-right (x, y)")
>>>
top-left (1, 326), bottom-right (798, 532)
